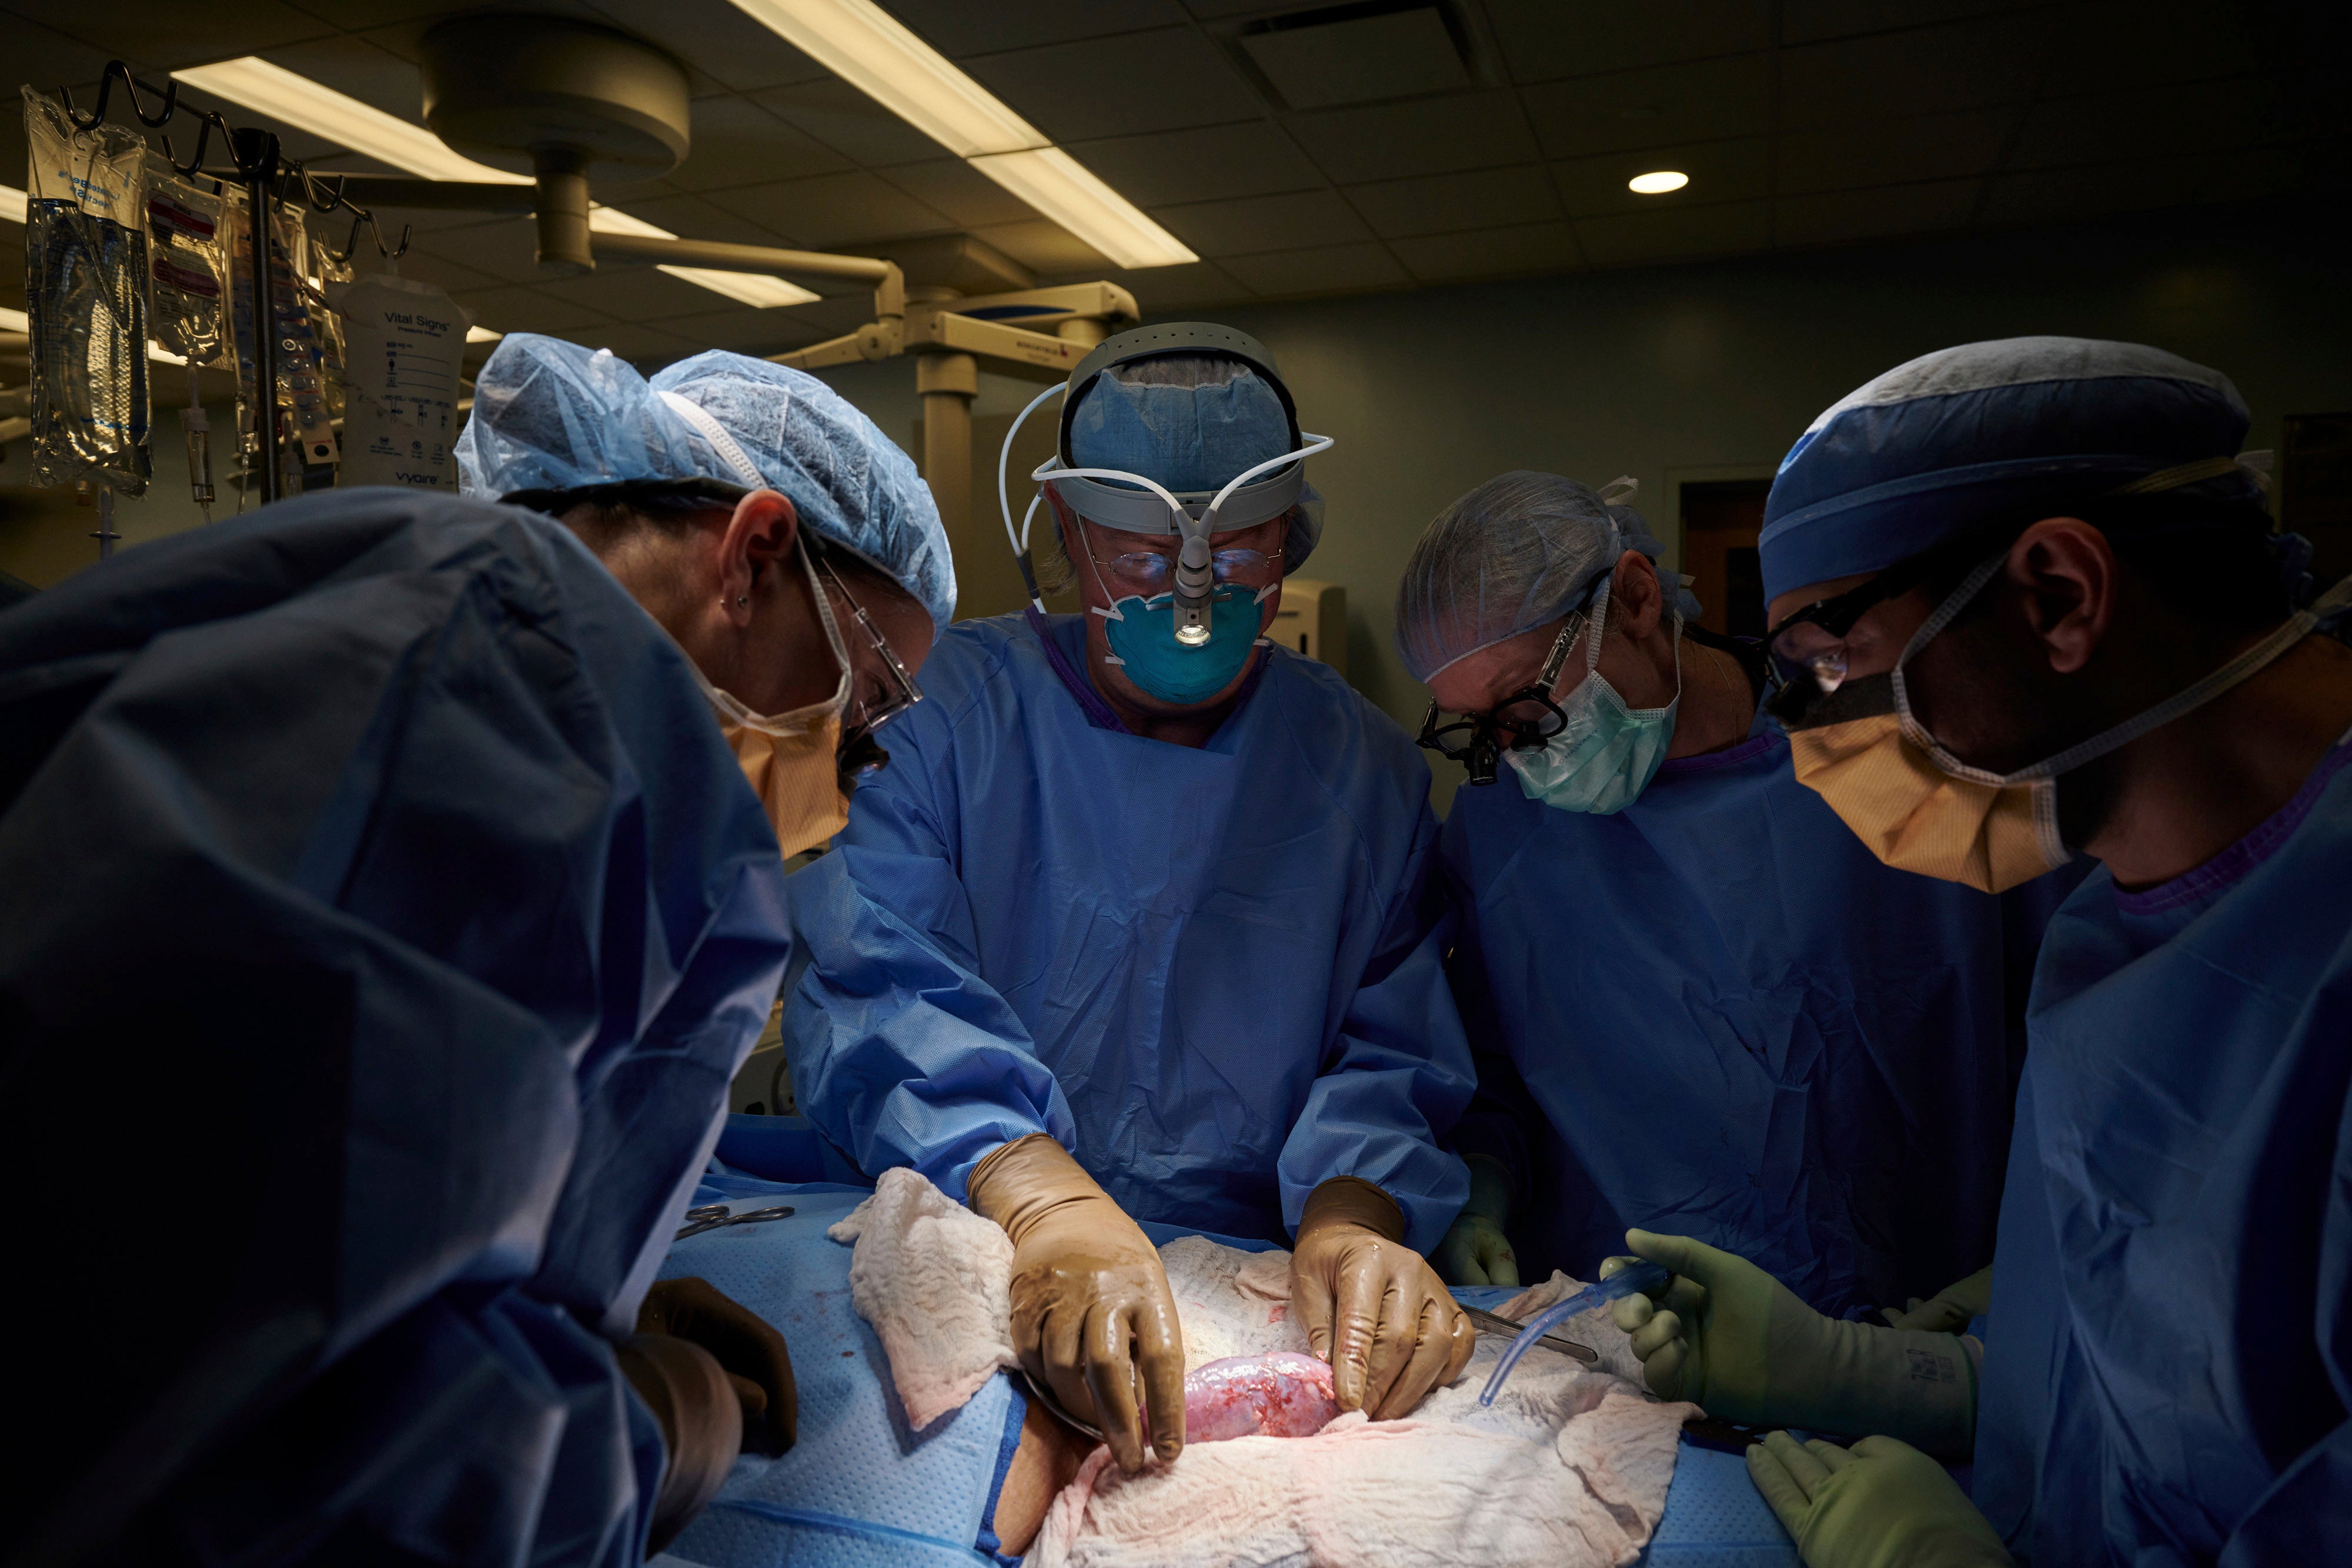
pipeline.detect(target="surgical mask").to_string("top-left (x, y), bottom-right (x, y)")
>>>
top-left (1786, 557), bottom-right (2352, 893)
top-left (689, 537), bottom-right (855, 859)
top-left (1085, 547), bottom-right (1271, 706)
top-left (1505, 579), bottom-right (1681, 814)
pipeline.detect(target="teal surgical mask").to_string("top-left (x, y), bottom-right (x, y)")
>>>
top-left (1506, 580), bottom-right (1681, 814)
top-left (1098, 583), bottom-right (1268, 704)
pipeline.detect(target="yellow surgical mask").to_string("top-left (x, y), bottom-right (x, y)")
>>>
top-left (690, 537), bottom-right (854, 860)
top-left (1784, 556), bottom-right (2349, 894)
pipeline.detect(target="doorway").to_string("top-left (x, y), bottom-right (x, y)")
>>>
top-left (1680, 479), bottom-right (1772, 641)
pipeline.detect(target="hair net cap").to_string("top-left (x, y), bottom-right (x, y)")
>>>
top-left (457, 334), bottom-right (956, 630)
top-left (1395, 470), bottom-right (1700, 684)
top-left (1760, 336), bottom-right (2258, 602)
top-left (1063, 362), bottom-right (1325, 569)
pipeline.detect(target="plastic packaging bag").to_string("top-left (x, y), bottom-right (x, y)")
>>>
top-left (143, 152), bottom-right (228, 368)
top-left (307, 225), bottom-right (353, 425)
top-left (226, 189), bottom-right (338, 496)
top-left (24, 85), bottom-right (149, 494)
top-left (325, 272), bottom-right (473, 490)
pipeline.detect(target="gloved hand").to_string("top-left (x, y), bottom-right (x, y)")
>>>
top-left (1748, 1430), bottom-right (2012, 1568)
top-left (1601, 1231), bottom-right (1977, 1456)
top-left (616, 1331), bottom-right (741, 1553)
top-left (1290, 1175), bottom-right (1476, 1419)
top-left (968, 1133), bottom-right (1185, 1474)
top-left (1434, 1155), bottom-right (1520, 1288)
top-left (639, 1276), bottom-right (797, 1455)
top-left (1879, 1266), bottom-right (1993, 1334)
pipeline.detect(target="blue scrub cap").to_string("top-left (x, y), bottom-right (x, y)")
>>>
top-left (1760, 336), bottom-right (2258, 602)
top-left (1396, 470), bottom-right (1701, 684)
top-left (457, 335), bottom-right (956, 630)
top-left (1063, 360), bottom-right (1325, 568)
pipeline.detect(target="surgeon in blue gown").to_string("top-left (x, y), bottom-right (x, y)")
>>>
top-left (0, 337), bottom-right (952, 1565)
top-left (785, 323), bottom-right (1477, 1475)
top-left (1401, 472), bottom-right (2075, 1318)
top-left (1609, 337), bottom-right (2352, 1566)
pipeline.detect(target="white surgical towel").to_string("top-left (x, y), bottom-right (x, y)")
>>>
top-left (826, 1167), bottom-right (1017, 1428)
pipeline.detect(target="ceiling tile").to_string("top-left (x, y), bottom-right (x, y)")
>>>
top-left (1782, 0), bottom-right (2047, 46)
top-left (876, 159), bottom-right (1040, 228)
top-left (888, 0), bottom-right (1190, 58)
top-left (1344, 164), bottom-right (1561, 238)
top-left (1389, 220), bottom-right (1581, 283)
top-left (643, 303), bottom-right (841, 357)
top-left (1241, 7), bottom-right (1470, 111)
top-left (256, 35), bottom-right (423, 121)
top-left (1550, 137), bottom-right (1770, 217)
top-left (2049, 0), bottom-right (2266, 95)
top-left (1219, 241), bottom-right (1408, 297)
top-left (1773, 177), bottom-right (1980, 246)
top-left (411, 219), bottom-right (547, 285)
top-left (597, 192), bottom-right (793, 247)
top-left (1573, 198), bottom-right (1772, 267)
top-left (666, 95), bottom-right (851, 191)
top-left (1978, 146), bottom-right (2300, 229)
top-left (374, 246), bottom-right (503, 295)
top-left (962, 28), bottom-right (1265, 142)
top-left (1518, 54), bottom-right (1772, 159)
top-left (1151, 189), bottom-right (1374, 257)
top-left (707, 170), bottom-right (955, 249)
top-left (0, 15), bottom-right (115, 94)
top-left (537, 263), bottom-right (736, 320)
top-left (1061, 122), bottom-right (1325, 208)
top-left (1486, 0), bottom-right (1772, 82)
top-left (1778, 14), bottom-right (2055, 129)
top-left (1284, 92), bottom-right (1539, 183)
top-left (283, 0), bottom-right (469, 27)
top-left (754, 78), bottom-right (948, 167)
top-left (967, 219), bottom-right (1115, 276)
top-left (566, 320), bottom-right (704, 368)
top-left (36, 0), bottom-right (332, 71)
top-left (580, 0), bottom-right (836, 92)
top-left (2005, 78), bottom-right (2283, 172)
top-left (445, 282), bottom-right (613, 334)
top-left (1776, 108), bottom-right (2009, 193)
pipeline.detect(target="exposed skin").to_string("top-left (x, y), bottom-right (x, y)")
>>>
top-left (992, 1396), bottom-right (1092, 1556)
top-left (1425, 549), bottom-right (1758, 762)
top-left (585, 486), bottom-right (937, 717)
top-left (1048, 487), bottom-right (1284, 747)
top-left (1767, 517), bottom-right (2352, 889)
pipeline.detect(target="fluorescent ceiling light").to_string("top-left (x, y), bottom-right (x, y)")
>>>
top-left (171, 58), bottom-right (816, 307)
top-left (0, 305), bottom-right (26, 333)
top-left (728, 0), bottom-right (1044, 158)
top-left (724, 0), bottom-right (1195, 269)
top-left (172, 58), bottom-right (526, 184)
top-left (1628, 170), bottom-right (1690, 195)
top-left (467, 326), bottom-right (503, 343)
top-left (971, 149), bottom-right (1196, 270)
top-left (0, 183), bottom-right (26, 225)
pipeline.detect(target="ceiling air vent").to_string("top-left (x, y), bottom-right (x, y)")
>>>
top-left (1239, 2), bottom-right (1472, 111)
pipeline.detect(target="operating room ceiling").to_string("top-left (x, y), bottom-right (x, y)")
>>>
top-left (2, 0), bottom-right (2341, 367)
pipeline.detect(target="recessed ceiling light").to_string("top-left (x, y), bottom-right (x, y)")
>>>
top-left (1628, 170), bottom-right (1690, 195)
top-left (724, 0), bottom-right (1196, 269)
top-left (169, 58), bottom-right (817, 307)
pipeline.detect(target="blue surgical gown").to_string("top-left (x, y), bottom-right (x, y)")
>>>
top-left (1443, 711), bottom-right (2079, 1313)
top-left (784, 612), bottom-right (1475, 1251)
top-left (1974, 733), bottom-right (2352, 1564)
top-left (0, 490), bottom-right (790, 1565)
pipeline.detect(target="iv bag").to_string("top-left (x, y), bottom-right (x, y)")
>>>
top-left (24, 86), bottom-right (150, 494)
top-left (324, 273), bottom-right (473, 490)
top-left (142, 152), bottom-right (228, 368)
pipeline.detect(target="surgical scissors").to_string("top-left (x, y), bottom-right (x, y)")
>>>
top-left (674, 1202), bottom-right (795, 1241)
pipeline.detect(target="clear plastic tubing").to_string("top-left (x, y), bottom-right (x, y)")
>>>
top-left (1478, 1257), bottom-right (1670, 1406)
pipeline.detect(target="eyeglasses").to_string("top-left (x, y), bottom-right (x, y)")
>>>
top-left (812, 553), bottom-right (923, 733)
top-left (1415, 613), bottom-right (1586, 786)
top-left (1090, 546), bottom-right (1284, 597)
top-left (1764, 515), bottom-right (2026, 701)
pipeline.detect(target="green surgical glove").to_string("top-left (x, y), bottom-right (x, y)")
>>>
top-left (1434, 1156), bottom-right (1520, 1287)
top-left (1880, 1266), bottom-right (1993, 1333)
top-left (1601, 1231), bottom-right (1978, 1456)
top-left (1748, 1430), bottom-right (2012, 1568)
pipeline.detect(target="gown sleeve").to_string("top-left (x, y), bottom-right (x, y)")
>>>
top-left (1275, 797), bottom-right (1476, 1255)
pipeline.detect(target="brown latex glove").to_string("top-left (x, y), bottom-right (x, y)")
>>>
top-left (616, 1332), bottom-right (739, 1553)
top-left (639, 1276), bottom-right (797, 1455)
top-left (968, 1134), bottom-right (1186, 1474)
top-left (1289, 1176), bottom-right (1475, 1420)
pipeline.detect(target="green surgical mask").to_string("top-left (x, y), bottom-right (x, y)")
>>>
top-left (1505, 582), bottom-right (1681, 815)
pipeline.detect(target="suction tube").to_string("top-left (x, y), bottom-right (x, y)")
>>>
top-left (1478, 1258), bottom-right (1668, 1406)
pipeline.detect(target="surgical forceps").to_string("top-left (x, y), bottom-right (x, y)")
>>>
top-left (1460, 1303), bottom-right (1599, 1365)
top-left (674, 1202), bottom-right (795, 1241)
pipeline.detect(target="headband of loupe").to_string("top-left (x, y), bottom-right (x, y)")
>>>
top-left (1000, 321), bottom-right (1334, 647)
